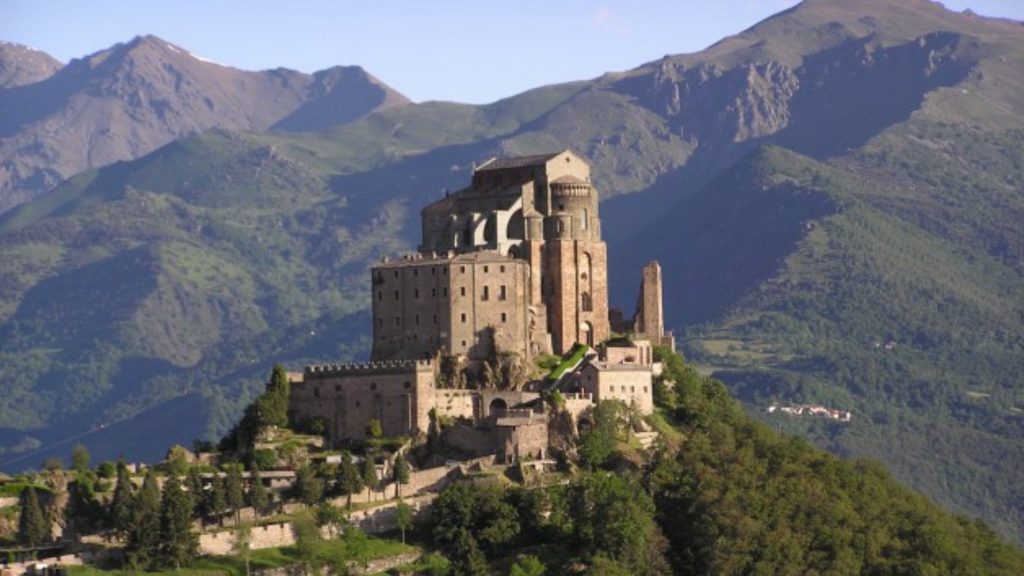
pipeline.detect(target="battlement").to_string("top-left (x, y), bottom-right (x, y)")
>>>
top-left (304, 359), bottom-right (435, 379)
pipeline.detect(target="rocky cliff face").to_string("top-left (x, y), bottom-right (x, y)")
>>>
top-left (0, 35), bottom-right (410, 212)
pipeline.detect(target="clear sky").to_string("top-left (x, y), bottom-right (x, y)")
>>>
top-left (2, 0), bottom-right (1022, 104)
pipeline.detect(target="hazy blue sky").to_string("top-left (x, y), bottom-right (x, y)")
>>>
top-left (3, 1), bottom-right (1022, 104)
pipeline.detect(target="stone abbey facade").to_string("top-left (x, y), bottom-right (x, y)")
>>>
top-left (288, 151), bottom-right (670, 460)
top-left (372, 150), bottom-right (609, 362)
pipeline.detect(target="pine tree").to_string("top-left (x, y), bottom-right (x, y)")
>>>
top-left (65, 472), bottom-right (103, 536)
top-left (292, 463), bottom-right (323, 507)
top-left (109, 461), bottom-right (135, 539)
top-left (336, 451), bottom-right (364, 509)
top-left (158, 475), bottom-right (198, 569)
top-left (209, 475), bottom-right (228, 525)
top-left (18, 486), bottom-right (48, 548)
top-left (226, 463), bottom-right (246, 524)
top-left (361, 456), bottom-right (378, 502)
top-left (392, 453), bottom-right (410, 498)
top-left (248, 463), bottom-right (269, 516)
top-left (186, 468), bottom-right (206, 519)
top-left (126, 469), bottom-right (161, 569)
top-left (264, 365), bottom-right (291, 428)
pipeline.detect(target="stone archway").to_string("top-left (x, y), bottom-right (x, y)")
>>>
top-left (489, 397), bottom-right (508, 416)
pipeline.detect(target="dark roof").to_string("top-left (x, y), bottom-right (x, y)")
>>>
top-left (475, 151), bottom-right (563, 172)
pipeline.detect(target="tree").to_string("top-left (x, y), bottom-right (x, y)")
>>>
top-left (313, 503), bottom-right (346, 539)
top-left (452, 531), bottom-right (488, 576)
top-left (208, 474), bottom-right (229, 525)
top-left (293, 463), bottom-right (323, 506)
top-left (263, 364), bottom-right (291, 428)
top-left (65, 472), bottom-right (104, 536)
top-left (578, 401), bottom-right (627, 470)
top-left (125, 469), bottom-right (161, 569)
top-left (109, 461), bottom-right (135, 540)
top-left (510, 555), bottom-right (546, 576)
top-left (70, 444), bottom-right (91, 473)
top-left (366, 419), bottom-right (383, 439)
top-left (362, 456), bottom-right (378, 502)
top-left (336, 451), bottom-right (364, 509)
top-left (392, 453), bottom-right (410, 498)
top-left (396, 499), bottom-right (413, 545)
top-left (248, 463), bottom-right (269, 516)
top-left (232, 522), bottom-right (254, 576)
top-left (18, 486), bottom-right (48, 548)
top-left (158, 474), bottom-right (198, 569)
top-left (226, 463), bottom-right (246, 524)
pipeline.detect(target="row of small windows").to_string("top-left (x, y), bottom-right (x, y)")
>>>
top-left (311, 380), bottom-right (413, 397)
top-left (379, 314), bottom-right (441, 327)
top-left (608, 385), bottom-right (647, 394)
top-left (378, 285), bottom-right (506, 301)
top-left (379, 263), bottom-right (514, 284)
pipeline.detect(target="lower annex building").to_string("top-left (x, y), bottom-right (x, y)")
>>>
top-left (288, 151), bottom-right (672, 462)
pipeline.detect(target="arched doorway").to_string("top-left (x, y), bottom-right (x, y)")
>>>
top-left (489, 398), bottom-right (508, 417)
top-left (581, 321), bottom-right (594, 347)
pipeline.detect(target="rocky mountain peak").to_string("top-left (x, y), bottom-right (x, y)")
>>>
top-left (0, 41), bottom-right (63, 89)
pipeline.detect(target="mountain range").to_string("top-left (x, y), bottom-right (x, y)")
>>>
top-left (1, 0), bottom-right (1024, 545)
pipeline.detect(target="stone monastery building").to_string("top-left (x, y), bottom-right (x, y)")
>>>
top-left (289, 151), bottom-right (671, 461)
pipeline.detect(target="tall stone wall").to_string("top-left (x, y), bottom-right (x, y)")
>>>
top-left (291, 361), bottom-right (436, 442)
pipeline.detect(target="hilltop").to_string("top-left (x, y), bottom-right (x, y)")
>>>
top-left (1, 0), bottom-right (1023, 545)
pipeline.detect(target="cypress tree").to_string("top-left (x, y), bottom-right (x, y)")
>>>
top-left (248, 463), bottom-right (269, 516)
top-left (109, 461), bottom-right (135, 539)
top-left (18, 486), bottom-right (48, 548)
top-left (226, 463), bottom-right (246, 524)
top-left (209, 475), bottom-right (228, 525)
top-left (336, 451), bottom-right (364, 509)
top-left (159, 475), bottom-right (198, 569)
top-left (186, 468), bottom-right (206, 519)
top-left (392, 453), bottom-right (410, 498)
top-left (361, 455), bottom-right (378, 502)
top-left (126, 469), bottom-right (161, 569)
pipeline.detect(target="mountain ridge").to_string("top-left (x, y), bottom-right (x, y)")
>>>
top-left (0, 34), bottom-right (411, 213)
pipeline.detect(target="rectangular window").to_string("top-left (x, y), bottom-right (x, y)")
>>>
top-left (461, 313), bottom-right (467, 323)
top-left (394, 290), bottom-right (399, 300)
top-left (413, 269), bottom-right (418, 277)
top-left (460, 266), bottom-right (466, 273)
top-left (609, 385), bottom-right (615, 392)
top-left (482, 286), bottom-right (489, 301)
top-left (460, 287), bottom-right (466, 297)
top-left (432, 288), bottom-right (437, 298)
top-left (484, 265), bottom-right (489, 273)
top-left (432, 267), bottom-right (437, 275)
top-left (377, 291), bottom-right (383, 301)
top-left (461, 340), bottom-right (467, 347)
top-left (443, 287), bottom-right (449, 297)
top-left (501, 313), bottom-right (507, 323)
top-left (443, 268), bottom-right (448, 275)
top-left (394, 271), bottom-right (399, 278)
top-left (433, 314), bottom-right (438, 324)
top-left (499, 285), bottom-right (507, 301)
top-left (414, 289), bottom-right (420, 299)
top-left (377, 317), bottom-right (384, 327)
top-left (415, 315), bottom-right (420, 326)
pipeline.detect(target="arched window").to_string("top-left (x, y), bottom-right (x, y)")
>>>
top-left (580, 208), bottom-right (588, 231)
top-left (581, 292), bottom-right (593, 312)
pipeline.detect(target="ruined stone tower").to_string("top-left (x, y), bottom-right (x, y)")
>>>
top-left (632, 261), bottom-right (673, 349)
